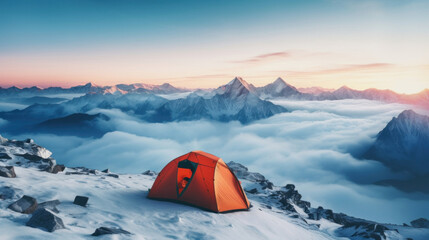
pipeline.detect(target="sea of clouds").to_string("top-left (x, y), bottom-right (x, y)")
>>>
top-left (5, 99), bottom-right (429, 224)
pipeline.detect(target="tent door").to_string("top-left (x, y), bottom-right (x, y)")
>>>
top-left (177, 159), bottom-right (198, 197)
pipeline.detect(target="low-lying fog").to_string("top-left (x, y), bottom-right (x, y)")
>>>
top-left (4, 98), bottom-right (429, 224)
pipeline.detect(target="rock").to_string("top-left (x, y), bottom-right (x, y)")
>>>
top-left (285, 184), bottom-right (295, 191)
top-left (246, 188), bottom-right (258, 194)
top-left (8, 195), bottom-right (38, 214)
top-left (107, 173), bottom-right (119, 178)
top-left (297, 200), bottom-right (311, 209)
top-left (37, 200), bottom-right (61, 213)
top-left (91, 227), bottom-right (131, 236)
top-left (284, 190), bottom-right (302, 205)
top-left (26, 208), bottom-right (65, 232)
top-left (279, 197), bottom-right (296, 212)
top-left (14, 153), bottom-right (45, 162)
top-left (73, 196), bottom-right (89, 207)
top-left (0, 166), bottom-right (16, 178)
top-left (51, 164), bottom-right (65, 174)
top-left (227, 161), bottom-right (266, 182)
top-left (410, 218), bottom-right (429, 228)
top-left (0, 186), bottom-right (21, 200)
top-left (101, 169), bottom-right (109, 173)
top-left (260, 180), bottom-right (274, 190)
top-left (0, 153), bottom-right (11, 159)
top-left (142, 170), bottom-right (156, 176)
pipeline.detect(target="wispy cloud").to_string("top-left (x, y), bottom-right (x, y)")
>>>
top-left (276, 63), bottom-right (394, 76)
top-left (232, 51), bottom-right (291, 64)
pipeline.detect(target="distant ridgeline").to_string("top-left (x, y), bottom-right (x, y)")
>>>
top-left (0, 77), bottom-right (427, 138)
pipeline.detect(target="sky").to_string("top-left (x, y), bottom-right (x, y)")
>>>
top-left (0, 0), bottom-right (428, 93)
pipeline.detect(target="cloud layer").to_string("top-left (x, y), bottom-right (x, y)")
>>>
top-left (11, 99), bottom-right (429, 224)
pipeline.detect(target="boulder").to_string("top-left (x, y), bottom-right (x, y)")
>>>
top-left (26, 208), bottom-right (65, 232)
top-left (101, 169), bottom-right (109, 173)
top-left (37, 200), bottom-right (61, 213)
top-left (73, 196), bottom-right (89, 207)
top-left (8, 195), bottom-right (38, 214)
top-left (410, 218), bottom-right (429, 228)
top-left (142, 170), bottom-right (156, 176)
top-left (0, 166), bottom-right (16, 178)
top-left (285, 184), bottom-right (295, 191)
top-left (91, 227), bottom-right (131, 236)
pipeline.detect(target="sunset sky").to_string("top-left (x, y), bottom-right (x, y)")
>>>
top-left (1, 0), bottom-right (428, 93)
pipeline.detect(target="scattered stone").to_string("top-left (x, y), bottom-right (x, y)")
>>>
top-left (107, 173), bottom-right (119, 178)
top-left (410, 218), bottom-right (429, 228)
top-left (142, 170), bottom-right (156, 176)
top-left (91, 227), bottom-right (131, 236)
top-left (101, 169), bottom-right (109, 173)
top-left (0, 166), bottom-right (16, 178)
top-left (73, 196), bottom-right (89, 207)
top-left (0, 153), bottom-right (11, 159)
top-left (8, 195), bottom-right (38, 214)
top-left (26, 208), bottom-right (65, 232)
top-left (37, 200), bottom-right (61, 213)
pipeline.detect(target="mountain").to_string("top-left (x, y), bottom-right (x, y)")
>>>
top-left (1, 136), bottom-right (427, 239)
top-left (36, 113), bottom-right (111, 138)
top-left (159, 77), bottom-right (287, 123)
top-left (256, 77), bottom-right (303, 99)
top-left (364, 110), bottom-right (429, 175)
top-left (298, 86), bottom-right (335, 95)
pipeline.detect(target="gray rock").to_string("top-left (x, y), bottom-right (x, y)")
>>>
top-left (285, 184), bottom-right (295, 191)
top-left (142, 170), bottom-right (156, 176)
top-left (0, 166), bottom-right (16, 178)
top-left (8, 195), bottom-right (38, 214)
top-left (92, 227), bottom-right (131, 236)
top-left (0, 153), bottom-right (11, 159)
top-left (410, 218), bottom-right (429, 228)
top-left (26, 208), bottom-right (65, 232)
top-left (37, 200), bottom-right (61, 213)
top-left (73, 196), bottom-right (89, 207)
top-left (101, 169), bottom-right (109, 173)
top-left (0, 186), bottom-right (21, 200)
top-left (246, 188), bottom-right (258, 194)
top-left (107, 173), bottom-right (119, 178)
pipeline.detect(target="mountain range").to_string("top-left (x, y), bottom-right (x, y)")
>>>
top-left (2, 77), bottom-right (428, 109)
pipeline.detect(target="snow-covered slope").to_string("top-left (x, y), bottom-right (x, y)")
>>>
top-left (256, 77), bottom-right (303, 99)
top-left (1, 136), bottom-right (428, 239)
top-left (364, 110), bottom-right (429, 174)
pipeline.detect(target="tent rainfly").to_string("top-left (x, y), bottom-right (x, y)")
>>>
top-left (148, 151), bottom-right (250, 213)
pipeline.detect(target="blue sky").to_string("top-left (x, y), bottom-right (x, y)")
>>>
top-left (1, 0), bottom-right (428, 92)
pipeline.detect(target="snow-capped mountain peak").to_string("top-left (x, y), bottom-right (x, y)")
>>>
top-left (364, 110), bottom-right (429, 175)
top-left (216, 77), bottom-right (257, 98)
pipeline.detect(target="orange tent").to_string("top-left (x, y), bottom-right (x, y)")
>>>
top-left (148, 151), bottom-right (250, 213)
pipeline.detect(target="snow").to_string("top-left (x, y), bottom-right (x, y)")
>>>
top-left (0, 166), bottom-right (338, 240)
